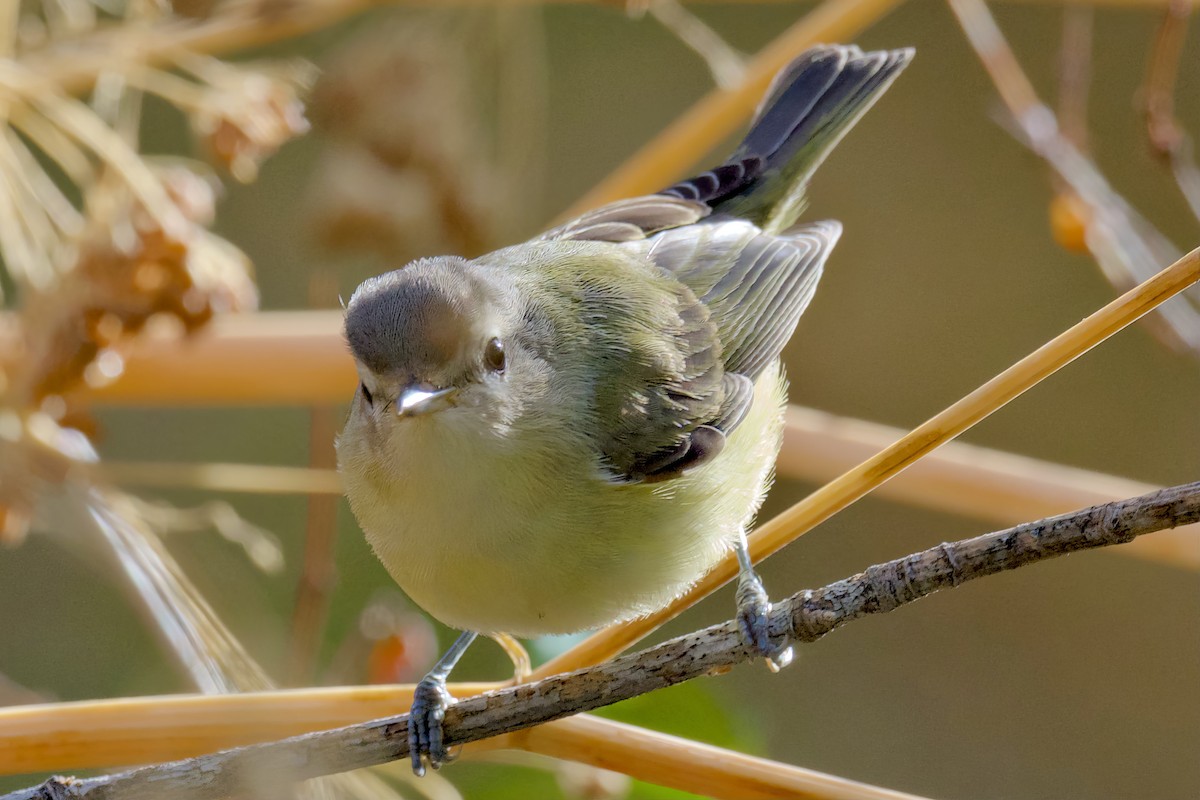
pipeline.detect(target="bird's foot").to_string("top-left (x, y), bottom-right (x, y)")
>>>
top-left (409, 675), bottom-right (457, 776)
top-left (736, 569), bottom-right (793, 672)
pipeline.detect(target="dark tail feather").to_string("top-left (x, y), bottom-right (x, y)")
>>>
top-left (662, 45), bottom-right (913, 234)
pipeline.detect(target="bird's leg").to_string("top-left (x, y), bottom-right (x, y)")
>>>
top-left (733, 529), bottom-right (793, 671)
top-left (410, 630), bottom-right (477, 776)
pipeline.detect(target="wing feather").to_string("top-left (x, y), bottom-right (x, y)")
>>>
top-left (538, 196), bottom-right (708, 243)
top-left (636, 218), bottom-right (841, 379)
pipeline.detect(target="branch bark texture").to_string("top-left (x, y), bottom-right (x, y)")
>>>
top-left (10, 481), bottom-right (1199, 800)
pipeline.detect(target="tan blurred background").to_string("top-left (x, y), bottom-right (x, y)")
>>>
top-left (2, 2), bottom-right (1199, 798)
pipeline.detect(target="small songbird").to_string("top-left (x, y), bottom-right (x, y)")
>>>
top-left (337, 44), bottom-right (912, 774)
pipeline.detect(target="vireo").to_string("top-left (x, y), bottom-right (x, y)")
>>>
top-left (338, 44), bottom-right (913, 775)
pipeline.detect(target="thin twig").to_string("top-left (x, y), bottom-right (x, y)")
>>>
top-left (1140, 0), bottom-right (1200, 219)
top-left (949, 0), bottom-right (1200, 355)
top-left (8, 480), bottom-right (1199, 800)
top-left (646, 0), bottom-right (746, 88)
top-left (560, 0), bottom-right (911, 218)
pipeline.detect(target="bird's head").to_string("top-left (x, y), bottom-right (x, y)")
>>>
top-left (343, 257), bottom-right (519, 428)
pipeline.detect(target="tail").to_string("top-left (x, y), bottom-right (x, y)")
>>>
top-left (662, 45), bottom-right (913, 235)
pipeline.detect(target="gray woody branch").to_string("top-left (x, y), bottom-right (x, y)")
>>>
top-left (11, 480), bottom-right (1200, 800)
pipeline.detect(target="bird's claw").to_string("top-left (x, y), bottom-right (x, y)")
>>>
top-left (409, 676), bottom-right (456, 776)
top-left (736, 570), bottom-right (793, 672)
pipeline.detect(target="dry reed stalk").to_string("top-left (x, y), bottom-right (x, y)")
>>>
top-left (0, 684), bottom-right (496, 775)
top-left (508, 714), bottom-right (932, 800)
top-left (24, 310), bottom-right (354, 406)
top-left (779, 406), bottom-right (1200, 570)
top-left (530, 244), bottom-right (1200, 679)
top-left (97, 461), bottom-right (345, 494)
top-left (0, 690), bottom-right (933, 800)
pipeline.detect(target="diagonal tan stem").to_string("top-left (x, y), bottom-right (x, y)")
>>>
top-left (531, 245), bottom-right (1200, 678)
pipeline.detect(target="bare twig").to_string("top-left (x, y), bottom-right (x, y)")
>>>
top-left (8, 480), bottom-right (1199, 800)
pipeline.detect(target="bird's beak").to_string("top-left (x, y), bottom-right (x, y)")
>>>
top-left (395, 385), bottom-right (458, 417)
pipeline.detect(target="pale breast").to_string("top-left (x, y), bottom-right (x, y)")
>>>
top-left (339, 367), bottom-right (788, 637)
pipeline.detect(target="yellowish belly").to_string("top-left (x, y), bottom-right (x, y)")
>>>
top-left (339, 367), bottom-right (787, 637)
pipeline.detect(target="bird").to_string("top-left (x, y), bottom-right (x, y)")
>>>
top-left (337, 43), bottom-right (913, 775)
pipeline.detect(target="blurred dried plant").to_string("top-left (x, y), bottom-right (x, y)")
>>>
top-left (0, 2), bottom-right (311, 547)
top-left (950, 0), bottom-right (1200, 359)
top-left (306, 10), bottom-right (546, 262)
top-left (0, 5), bottom-right (445, 797)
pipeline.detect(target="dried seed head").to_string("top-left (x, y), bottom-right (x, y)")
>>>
top-left (17, 168), bottom-right (256, 407)
top-left (193, 67), bottom-right (312, 183)
top-left (0, 410), bottom-right (96, 545)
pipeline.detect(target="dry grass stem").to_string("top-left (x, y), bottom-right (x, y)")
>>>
top-left (0, 695), bottom-right (926, 800)
top-left (23, 0), bottom-right (385, 96)
top-left (507, 714), bottom-right (931, 800)
top-left (531, 244), bottom-right (1200, 679)
top-left (781, 406), bottom-right (1200, 570)
top-left (3, 310), bottom-right (358, 406)
top-left (97, 461), bottom-right (345, 495)
top-left (8, 479), bottom-right (1196, 800)
top-left (0, 684), bottom-right (499, 776)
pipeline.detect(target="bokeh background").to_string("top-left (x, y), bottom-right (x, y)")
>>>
top-left (2, 2), bottom-right (1199, 798)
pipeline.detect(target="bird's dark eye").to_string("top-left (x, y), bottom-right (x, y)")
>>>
top-left (483, 337), bottom-right (505, 373)
top-left (360, 383), bottom-right (374, 406)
